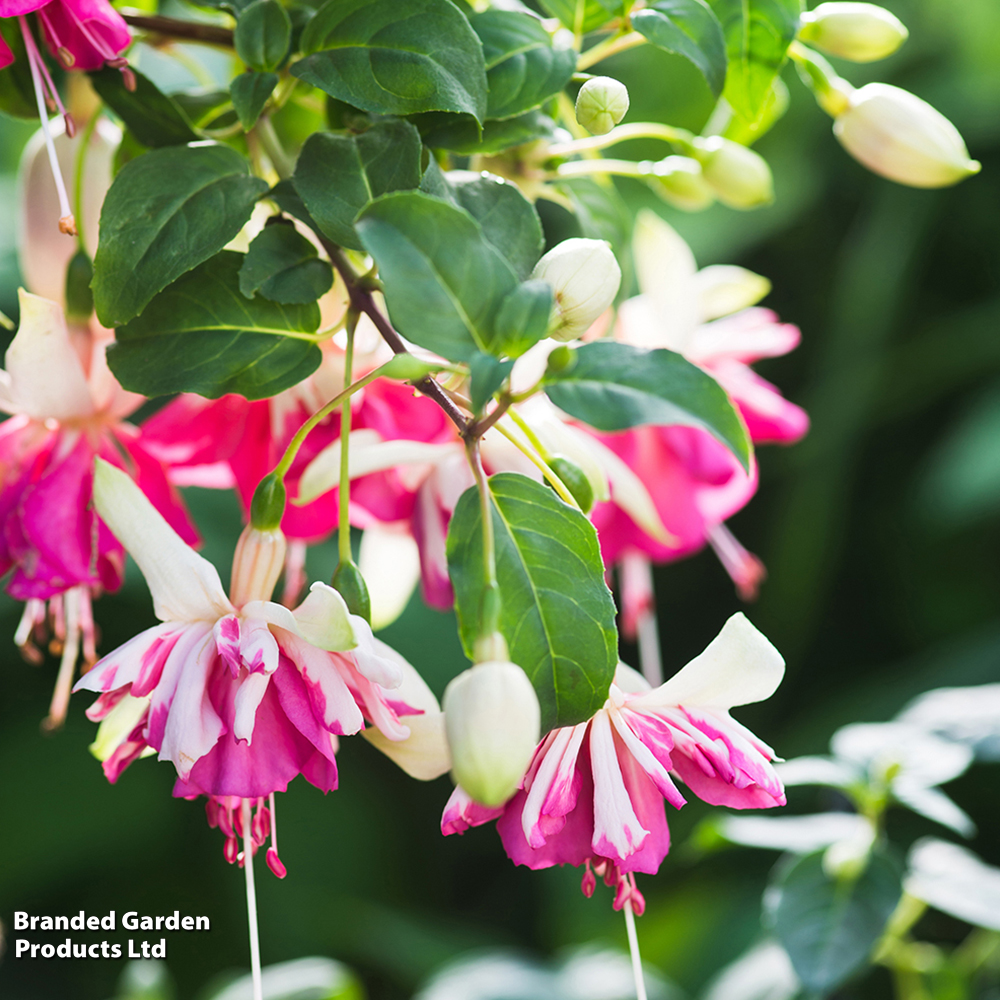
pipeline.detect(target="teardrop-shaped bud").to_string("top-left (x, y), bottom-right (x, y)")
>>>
top-left (331, 559), bottom-right (372, 624)
top-left (692, 137), bottom-right (774, 209)
top-left (549, 455), bottom-right (595, 513)
top-left (250, 471), bottom-right (286, 531)
top-left (64, 249), bottom-right (94, 325)
top-left (799, 2), bottom-right (908, 63)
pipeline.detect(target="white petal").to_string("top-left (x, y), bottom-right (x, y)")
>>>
top-left (93, 458), bottom-right (233, 623)
top-left (8, 290), bottom-right (94, 420)
top-left (350, 617), bottom-right (403, 689)
top-left (703, 940), bottom-right (799, 1000)
top-left (717, 812), bottom-right (873, 853)
top-left (371, 638), bottom-right (440, 714)
top-left (89, 692), bottom-right (150, 762)
top-left (232, 671), bottom-right (272, 744)
top-left (905, 838), bottom-right (1000, 931)
top-left (694, 265), bottom-right (771, 322)
top-left (613, 662), bottom-right (652, 694)
top-left (293, 583), bottom-right (357, 651)
top-left (359, 525), bottom-right (420, 631)
top-left (894, 784), bottom-right (976, 837)
top-left (897, 682), bottom-right (1000, 761)
top-left (633, 613), bottom-right (784, 710)
top-left (774, 755), bottom-right (858, 788)
top-left (590, 710), bottom-right (648, 858)
top-left (363, 712), bottom-right (451, 780)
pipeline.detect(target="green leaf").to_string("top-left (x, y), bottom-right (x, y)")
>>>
top-left (539, 0), bottom-right (620, 35)
top-left (108, 251), bottom-right (321, 400)
top-left (710, 0), bottom-right (801, 123)
top-left (355, 191), bottom-right (519, 362)
top-left (632, 0), bottom-right (727, 98)
top-left (770, 851), bottom-right (902, 994)
top-left (419, 108), bottom-right (558, 155)
top-left (446, 473), bottom-right (618, 731)
top-left (493, 280), bottom-right (552, 358)
top-left (470, 10), bottom-right (577, 121)
top-left (558, 176), bottom-right (634, 293)
top-left (268, 179), bottom-right (318, 228)
top-left (93, 144), bottom-right (269, 327)
top-left (235, 0), bottom-right (292, 72)
top-left (171, 90), bottom-right (238, 132)
top-left (469, 352), bottom-right (514, 412)
top-left (543, 341), bottom-right (752, 470)
top-left (230, 70), bottom-right (279, 130)
top-left (0, 21), bottom-right (39, 119)
top-left (89, 66), bottom-right (198, 147)
top-left (293, 0), bottom-right (488, 122)
top-left (293, 119), bottom-right (423, 251)
top-left (239, 223), bottom-right (334, 304)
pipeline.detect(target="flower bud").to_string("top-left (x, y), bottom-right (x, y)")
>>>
top-left (443, 660), bottom-right (541, 806)
top-left (799, 3), bottom-right (908, 63)
top-left (64, 248), bottom-right (94, 326)
top-left (692, 137), bottom-right (774, 209)
top-left (575, 76), bottom-right (630, 135)
top-left (833, 83), bottom-right (981, 188)
top-left (549, 455), bottom-right (595, 513)
top-left (250, 471), bottom-right (286, 531)
top-left (650, 155), bottom-right (715, 211)
top-left (230, 524), bottom-right (286, 606)
top-left (531, 238), bottom-right (621, 341)
top-left (331, 559), bottom-right (372, 624)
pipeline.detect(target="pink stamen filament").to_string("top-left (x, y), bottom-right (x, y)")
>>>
top-left (623, 898), bottom-right (648, 1000)
top-left (241, 799), bottom-right (264, 1000)
top-left (45, 586), bottom-right (81, 729)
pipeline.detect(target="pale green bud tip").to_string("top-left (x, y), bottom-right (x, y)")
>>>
top-left (651, 155), bottom-right (715, 212)
top-left (834, 83), bottom-right (981, 189)
top-left (693, 136), bottom-right (774, 209)
top-left (799, 2), bottom-right (908, 63)
top-left (250, 471), bottom-right (286, 531)
top-left (443, 661), bottom-right (541, 807)
top-left (531, 238), bottom-right (622, 341)
top-left (575, 76), bottom-right (630, 136)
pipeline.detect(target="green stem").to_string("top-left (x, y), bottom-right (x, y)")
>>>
top-left (72, 111), bottom-right (99, 252)
top-left (338, 314), bottom-right (357, 565)
top-left (787, 41), bottom-right (853, 117)
top-left (555, 157), bottom-right (650, 180)
top-left (576, 30), bottom-right (646, 71)
top-left (548, 121), bottom-right (694, 158)
top-left (255, 115), bottom-right (294, 180)
top-left (467, 440), bottom-right (503, 645)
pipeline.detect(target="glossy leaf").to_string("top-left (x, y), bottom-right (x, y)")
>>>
top-left (293, 0), bottom-right (488, 122)
top-left (447, 473), bottom-right (618, 731)
top-left (419, 108), bottom-right (558, 154)
top-left (539, 0), bottom-right (620, 35)
top-left (230, 70), bottom-right (279, 130)
top-left (293, 119), bottom-right (423, 251)
top-left (493, 280), bottom-right (553, 358)
top-left (770, 851), bottom-right (902, 994)
top-left (239, 223), bottom-right (334, 304)
top-left (93, 144), bottom-right (268, 326)
top-left (108, 251), bottom-right (321, 400)
top-left (234, 0), bottom-right (291, 72)
top-left (355, 191), bottom-right (519, 361)
top-left (469, 353), bottom-right (515, 413)
top-left (89, 66), bottom-right (198, 147)
top-left (470, 10), bottom-right (577, 121)
top-left (710, 0), bottom-right (801, 123)
top-left (543, 341), bottom-right (752, 469)
top-left (0, 21), bottom-right (39, 119)
top-left (632, 0), bottom-right (727, 98)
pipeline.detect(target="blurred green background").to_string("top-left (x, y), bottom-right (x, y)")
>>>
top-left (1, 0), bottom-right (999, 996)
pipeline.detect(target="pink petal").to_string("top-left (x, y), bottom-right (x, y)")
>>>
top-left (441, 784), bottom-right (505, 835)
top-left (590, 711), bottom-right (649, 861)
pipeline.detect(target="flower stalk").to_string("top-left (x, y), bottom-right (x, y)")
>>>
top-left (241, 798), bottom-right (264, 1000)
top-left (623, 898), bottom-right (648, 1000)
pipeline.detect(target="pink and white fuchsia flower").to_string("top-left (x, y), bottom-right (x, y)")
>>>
top-left (442, 613), bottom-right (786, 910)
top-left (0, 291), bottom-right (196, 728)
top-left (75, 459), bottom-right (431, 875)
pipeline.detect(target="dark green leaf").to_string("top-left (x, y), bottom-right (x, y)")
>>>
top-left (470, 10), bottom-right (576, 120)
top-left (239, 223), bottom-right (334, 304)
top-left (230, 71), bottom-right (279, 130)
top-left (89, 66), bottom-right (198, 147)
top-left (269, 179), bottom-right (318, 228)
top-left (418, 108), bottom-right (558, 155)
top-left (108, 251), bottom-right (321, 400)
top-left (0, 21), bottom-right (39, 119)
top-left (770, 851), bottom-right (902, 994)
top-left (543, 341), bottom-right (752, 470)
top-left (170, 90), bottom-right (237, 131)
top-left (235, 0), bottom-right (292, 72)
top-left (185, 0), bottom-right (255, 13)
top-left (539, 0), bottom-right (620, 35)
top-left (493, 280), bottom-right (552, 358)
top-left (710, 0), bottom-right (801, 123)
top-left (355, 191), bottom-right (519, 361)
top-left (469, 353), bottom-right (514, 412)
top-left (446, 473), bottom-right (618, 731)
top-left (632, 0), bottom-right (727, 98)
top-left (93, 144), bottom-right (269, 326)
top-left (293, 119), bottom-right (423, 250)
top-left (293, 0), bottom-right (488, 122)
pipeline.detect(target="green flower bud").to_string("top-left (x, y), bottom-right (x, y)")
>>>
top-left (692, 136), bottom-right (774, 209)
top-left (545, 344), bottom-right (577, 375)
top-left (444, 660), bottom-right (541, 806)
top-left (250, 471), bottom-right (286, 531)
top-left (549, 455), bottom-right (595, 514)
top-left (332, 559), bottom-right (372, 624)
top-left (799, 3), bottom-right (908, 63)
top-left (575, 76), bottom-right (630, 136)
top-left (650, 155), bottom-right (715, 211)
top-left (64, 249), bottom-right (94, 326)
top-left (833, 83), bottom-right (981, 188)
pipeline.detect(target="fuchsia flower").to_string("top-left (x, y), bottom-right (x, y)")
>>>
top-left (75, 460), bottom-right (441, 873)
top-left (442, 613), bottom-right (785, 909)
top-left (0, 291), bottom-right (195, 727)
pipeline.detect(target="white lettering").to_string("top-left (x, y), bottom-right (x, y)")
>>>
top-left (196, 916), bottom-right (210, 931)
top-left (123, 912), bottom-right (138, 931)
top-left (129, 939), bottom-right (141, 958)
top-left (15, 939), bottom-right (28, 957)
top-left (102, 911), bottom-right (115, 931)
top-left (41, 944), bottom-right (55, 958)
top-left (14, 913), bottom-right (27, 930)
top-left (152, 939), bottom-right (166, 959)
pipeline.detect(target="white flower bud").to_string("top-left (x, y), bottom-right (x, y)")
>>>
top-left (799, 3), bottom-right (908, 63)
top-left (575, 76), bottom-right (630, 136)
top-left (531, 238), bottom-right (622, 341)
top-left (650, 155), bottom-right (715, 211)
top-left (230, 524), bottom-right (286, 606)
top-left (692, 136), bottom-right (774, 209)
top-left (833, 83), bottom-right (981, 188)
top-left (443, 660), bottom-right (541, 807)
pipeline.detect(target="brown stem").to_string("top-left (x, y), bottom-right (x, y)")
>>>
top-left (322, 242), bottom-right (470, 435)
top-left (122, 13), bottom-right (234, 47)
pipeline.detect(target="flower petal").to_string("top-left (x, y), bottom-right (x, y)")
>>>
top-left (590, 710), bottom-right (649, 860)
top-left (92, 458), bottom-right (233, 623)
top-left (364, 712), bottom-right (451, 780)
top-left (693, 265), bottom-right (771, 321)
top-left (359, 523), bottom-right (421, 631)
top-left (293, 583), bottom-right (357, 651)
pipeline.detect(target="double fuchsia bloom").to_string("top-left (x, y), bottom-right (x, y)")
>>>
top-left (75, 460), bottom-right (422, 875)
top-left (442, 613), bottom-right (786, 909)
top-left (0, 291), bottom-right (196, 727)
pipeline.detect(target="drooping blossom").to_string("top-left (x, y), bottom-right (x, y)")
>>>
top-left (75, 459), bottom-right (433, 874)
top-left (0, 291), bottom-right (196, 727)
top-left (442, 613), bottom-right (786, 910)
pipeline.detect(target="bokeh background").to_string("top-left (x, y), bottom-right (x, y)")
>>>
top-left (1, 0), bottom-right (998, 995)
